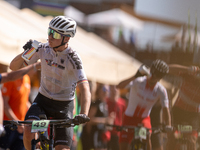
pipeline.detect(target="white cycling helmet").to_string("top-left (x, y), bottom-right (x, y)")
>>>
top-left (49, 16), bottom-right (76, 37)
top-left (150, 59), bottom-right (169, 78)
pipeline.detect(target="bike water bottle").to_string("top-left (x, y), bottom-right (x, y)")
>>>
top-left (139, 65), bottom-right (151, 78)
top-left (22, 40), bottom-right (40, 62)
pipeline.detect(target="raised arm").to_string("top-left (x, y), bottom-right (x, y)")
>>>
top-left (1, 62), bottom-right (40, 84)
top-left (169, 64), bottom-right (199, 75)
top-left (9, 52), bottom-right (25, 71)
top-left (117, 64), bottom-right (150, 89)
top-left (10, 40), bottom-right (37, 71)
top-left (116, 75), bottom-right (136, 89)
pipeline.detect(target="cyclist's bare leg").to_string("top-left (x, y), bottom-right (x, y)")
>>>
top-left (147, 134), bottom-right (152, 150)
top-left (55, 145), bottom-right (70, 150)
top-left (23, 119), bottom-right (36, 150)
top-left (119, 142), bottom-right (129, 150)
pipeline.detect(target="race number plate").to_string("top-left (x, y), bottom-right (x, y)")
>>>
top-left (134, 127), bottom-right (147, 140)
top-left (31, 120), bottom-right (50, 133)
top-left (178, 125), bottom-right (192, 132)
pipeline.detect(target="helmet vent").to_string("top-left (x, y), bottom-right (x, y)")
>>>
top-left (56, 20), bottom-right (65, 28)
top-left (68, 25), bottom-right (74, 29)
top-left (60, 22), bottom-right (70, 29)
top-left (53, 18), bottom-right (62, 26)
top-left (51, 18), bottom-right (56, 24)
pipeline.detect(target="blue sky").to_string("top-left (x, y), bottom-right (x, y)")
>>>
top-left (134, 0), bottom-right (200, 51)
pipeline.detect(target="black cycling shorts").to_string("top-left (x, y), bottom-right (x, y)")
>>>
top-left (25, 93), bottom-right (74, 147)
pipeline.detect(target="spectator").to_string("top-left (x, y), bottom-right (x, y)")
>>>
top-left (0, 74), bottom-right (31, 150)
top-left (0, 62), bottom-right (40, 137)
top-left (81, 83), bottom-right (110, 150)
top-left (106, 85), bottom-right (126, 150)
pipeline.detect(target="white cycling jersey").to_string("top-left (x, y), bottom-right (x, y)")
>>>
top-left (24, 42), bottom-right (88, 101)
top-left (125, 76), bottom-right (169, 118)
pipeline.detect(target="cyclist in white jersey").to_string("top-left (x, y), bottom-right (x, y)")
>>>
top-left (9, 16), bottom-right (91, 150)
top-left (117, 59), bottom-right (172, 150)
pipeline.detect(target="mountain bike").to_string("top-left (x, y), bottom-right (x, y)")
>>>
top-left (4, 115), bottom-right (88, 150)
top-left (106, 124), bottom-right (169, 150)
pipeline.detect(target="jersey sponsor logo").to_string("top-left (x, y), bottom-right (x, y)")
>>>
top-left (69, 59), bottom-right (75, 69)
top-left (45, 45), bottom-right (50, 49)
top-left (37, 44), bottom-right (42, 51)
top-left (70, 83), bottom-right (76, 97)
top-left (46, 59), bottom-right (53, 66)
top-left (68, 52), bottom-right (82, 69)
top-left (61, 59), bottom-right (64, 64)
top-left (58, 65), bottom-right (65, 69)
top-left (45, 59), bottom-right (65, 70)
top-left (79, 75), bottom-right (85, 80)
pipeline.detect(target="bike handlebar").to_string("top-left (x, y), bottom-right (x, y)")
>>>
top-left (105, 124), bottom-right (173, 133)
top-left (3, 118), bottom-right (86, 129)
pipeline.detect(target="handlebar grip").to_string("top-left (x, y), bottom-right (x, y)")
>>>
top-left (85, 117), bottom-right (90, 122)
top-left (73, 118), bottom-right (80, 125)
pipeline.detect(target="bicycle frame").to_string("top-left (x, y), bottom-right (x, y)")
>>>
top-left (31, 124), bottom-right (54, 150)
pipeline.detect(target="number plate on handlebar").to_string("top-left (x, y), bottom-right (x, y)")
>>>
top-left (31, 120), bottom-right (50, 133)
top-left (178, 125), bottom-right (192, 132)
top-left (134, 127), bottom-right (147, 140)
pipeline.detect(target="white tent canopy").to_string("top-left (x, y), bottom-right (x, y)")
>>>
top-left (86, 8), bottom-right (144, 30)
top-left (162, 27), bottom-right (200, 46)
top-left (0, 1), bottom-right (141, 84)
top-left (0, 1), bottom-right (47, 65)
top-left (64, 5), bottom-right (86, 25)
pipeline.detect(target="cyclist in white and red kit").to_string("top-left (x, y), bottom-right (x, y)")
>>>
top-left (116, 59), bottom-right (172, 150)
top-left (9, 16), bottom-right (91, 150)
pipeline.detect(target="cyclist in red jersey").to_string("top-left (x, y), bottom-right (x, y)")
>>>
top-left (117, 59), bottom-right (172, 150)
top-left (166, 64), bottom-right (200, 150)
